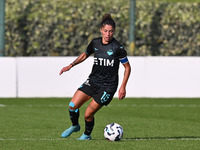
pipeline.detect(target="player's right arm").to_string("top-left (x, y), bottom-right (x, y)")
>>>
top-left (59, 52), bottom-right (89, 75)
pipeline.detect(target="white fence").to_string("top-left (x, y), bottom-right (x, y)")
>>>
top-left (0, 57), bottom-right (200, 98)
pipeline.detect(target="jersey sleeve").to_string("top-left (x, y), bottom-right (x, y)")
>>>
top-left (85, 40), bottom-right (94, 56)
top-left (118, 46), bottom-right (129, 64)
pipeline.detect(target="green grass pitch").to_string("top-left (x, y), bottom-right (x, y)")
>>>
top-left (1, 98), bottom-right (200, 150)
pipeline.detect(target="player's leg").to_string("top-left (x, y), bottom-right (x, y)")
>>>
top-left (69, 90), bottom-right (91, 125)
top-left (78, 99), bottom-right (102, 140)
top-left (78, 89), bottom-right (115, 140)
top-left (61, 90), bottom-right (91, 138)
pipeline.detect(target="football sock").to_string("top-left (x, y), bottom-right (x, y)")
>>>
top-left (69, 109), bottom-right (79, 126)
top-left (84, 118), bottom-right (94, 135)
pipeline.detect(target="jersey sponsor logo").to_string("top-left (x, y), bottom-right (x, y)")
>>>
top-left (94, 57), bottom-right (114, 67)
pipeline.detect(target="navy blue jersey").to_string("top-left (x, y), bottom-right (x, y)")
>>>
top-left (85, 37), bottom-right (128, 92)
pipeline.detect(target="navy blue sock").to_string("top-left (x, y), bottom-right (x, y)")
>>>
top-left (69, 109), bottom-right (79, 126)
top-left (84, 118), bottom-right (94, 135)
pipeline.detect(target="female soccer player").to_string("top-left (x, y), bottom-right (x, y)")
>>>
top-left (59, 14), bottom-right (131, 140)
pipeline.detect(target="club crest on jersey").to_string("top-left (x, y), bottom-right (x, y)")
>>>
top-left (94, 57), bottom-right (114, 67)
top-left (107, 49), bottom-right (113, 56)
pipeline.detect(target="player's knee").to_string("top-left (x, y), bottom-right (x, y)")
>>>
top-left (84, 113), bottom-right (93, 121)
top-left (69, 102), bottom-right (78, 113)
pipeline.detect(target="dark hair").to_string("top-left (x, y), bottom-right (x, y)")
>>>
top-left (100, 14), bottom-right (116, 29)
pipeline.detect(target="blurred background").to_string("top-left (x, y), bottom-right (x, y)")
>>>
top-left (0, 0), bottom-right (199, 57)
top-left (0, 0), bottom-right (200, 98)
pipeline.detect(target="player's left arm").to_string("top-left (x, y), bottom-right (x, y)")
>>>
top-left (118, 61), bottom-right (131, 100)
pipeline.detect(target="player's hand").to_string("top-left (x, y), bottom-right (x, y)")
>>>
top-left (118, 86), bottom-right (126, 100)
top-left (59, 65), bottom-right (72, 75)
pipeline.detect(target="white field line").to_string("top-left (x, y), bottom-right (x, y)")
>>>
top-left (122, 137), bottom-right (200, 141)
top-left (1, 104), bottom-right (200, 108)
top-left (0, 138), bottom-right (66, 141)
top-left (109, 104), bottom-right (200, 108)
top-left (0, 104), bottom-right (6, 107)
top-left (0, 137), bottom-right (200, 141)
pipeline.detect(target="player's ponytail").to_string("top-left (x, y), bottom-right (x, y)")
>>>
top-left (100, 14), bottom-right (116, 29)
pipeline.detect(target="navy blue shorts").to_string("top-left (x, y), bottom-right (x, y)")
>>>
top-left (78, 79), bottom-right (116, 106)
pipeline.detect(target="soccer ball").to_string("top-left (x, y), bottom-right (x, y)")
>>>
top-left (104, 123), bottom-right (123, 141)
